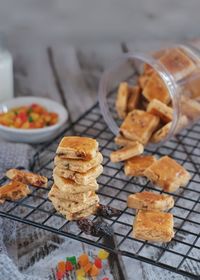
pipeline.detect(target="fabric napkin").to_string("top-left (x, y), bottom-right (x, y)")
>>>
top-left (0, 142), bottom-right (43, 280)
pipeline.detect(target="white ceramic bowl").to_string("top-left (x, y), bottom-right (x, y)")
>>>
top-left (0, 97), bottom-right (68, 143)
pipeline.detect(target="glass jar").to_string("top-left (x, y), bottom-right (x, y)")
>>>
top-left (0, 33), bottom-right (13, 102)
top-left (98, 43), bottom-right (200, 146)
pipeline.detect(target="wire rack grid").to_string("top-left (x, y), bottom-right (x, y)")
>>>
top-left (0, 101), bottom-right (200, 279)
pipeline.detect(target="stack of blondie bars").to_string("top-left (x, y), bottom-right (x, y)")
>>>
top-left (49, 136), bottom-right (103, 220)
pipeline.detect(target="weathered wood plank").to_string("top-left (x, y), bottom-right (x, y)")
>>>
top-left (13, 45), bottom-right (63, 104)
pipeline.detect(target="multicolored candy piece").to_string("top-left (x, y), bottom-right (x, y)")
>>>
top-left (77, 276), bottom-right (86, 280)
top-left (66, 261), bottom-right (73, 271)
top-left (94, 257), bottom-right (102, 269)
top-left (56, 270), bottom-right (64, 280)
top-left (66, 256), bottom-right (77, 265)
top-left (78, 254), bottom-right (89, 267)
top-left (83, 262), bottom-right (92, 273)
top-left (89, 264), bottom-right (100, 277)
top-left (57, 261), bottom-right (66, 273)
top-left (76, 268), bottom-right (85, 277)
top-left (98, 249), bottom-right (110, 260)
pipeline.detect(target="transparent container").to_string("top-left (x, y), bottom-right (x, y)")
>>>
top-left (98, 42), bottom-right (200, 146)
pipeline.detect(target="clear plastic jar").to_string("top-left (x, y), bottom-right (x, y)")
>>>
top-left (98, 43), bottom-right (200, 146)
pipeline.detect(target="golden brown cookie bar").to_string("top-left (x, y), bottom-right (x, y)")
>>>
top-left (48, 184), bottom-right (95, 203)
top-left (143, 73), bottom-right (170, 104)
top-left (138, 75), bottom-right (149, 89)
top-left (54, 152), bottom-right (103, 173)
top-left (185, 70), bottom-right (200, 98)
top-left (159, 47), bottom-right (196, 81)
top-left (181, 97), bottom-right (200, 121)
top-left (110, 142), bottom-right (144, 163)
top-left (0, 181), bottom-right (31, 204)
top-left (115, 82), bottom-right (130, 119)
top-left (120, 110), bottom-right (160, 144)
top-left (127, 85), bottom-right (141, 113)
top-left (152, 49), bottom-right (169, 60)
top-left (144, 156), bottom-right (191, 192)
top-left (56, 136), bottom-right (98, 160)
top-left (53, 203), bottom-right (98, 221)
top-left (174, 115), bottom-right (189, 133)
top-left (150, 122), bottom-right (171, 143)
top-left (147, 99), bottom-right (173, 123)
top-left (53, 165), bottom-right (103, 185)
top-left (6, 169), bottom-right (48, 188)
top-left (143, 64), bottom-right (154, 76)
top-left (50, 193), bottom-right (99, 214)
top-left (151, 115), bottom-right (189, 143)
top-left (124, 155), bottom-right (157, 176)
top-left (53, 173), bottom-right (99, 193)
top-left (133, 210), bottom-right (174, 242)
top-left (180, 113), bottom-right (191, 125)
top-left (127, 191), bottom-right (174, 211)
top-left (114, 135), bottom-right (137, 147)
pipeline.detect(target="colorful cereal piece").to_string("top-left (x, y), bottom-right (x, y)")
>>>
top-left (76, 268), bottom-right (85, 277)
top-left (78, 254), bottom-right (89, 267)
top-left (66, 256), bottom-right (77, 265)
top-left (57, 261), bottom-right (66, 273)
top-left (98, 249), bottom-right (110, 260)
top-left (83, 262), bottom-right (92, 273)
top-left (94, 257), bottom-right (102, 269)
top-left (65, 261), bottom-right (73, 271)
top-left (89, 264), bottom-right (100, 277)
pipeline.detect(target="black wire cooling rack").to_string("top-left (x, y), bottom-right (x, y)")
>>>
top-left (0, 101), bottom-right (200, 279)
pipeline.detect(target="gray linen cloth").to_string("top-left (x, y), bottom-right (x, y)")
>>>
top-left (0, 142), bottom-right (43, 280)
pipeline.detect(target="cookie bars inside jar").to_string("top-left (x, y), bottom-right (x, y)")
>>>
top-left (104, 43), bottom-right (200, 148)
top-left (119, 110), bottom-right (160, 145)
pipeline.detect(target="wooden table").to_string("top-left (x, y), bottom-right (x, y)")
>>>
top-left (6, 40), bottom-right (190, 279)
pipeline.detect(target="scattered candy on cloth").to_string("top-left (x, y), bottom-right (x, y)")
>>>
top-left (56, 249), bottom-right (110, 279)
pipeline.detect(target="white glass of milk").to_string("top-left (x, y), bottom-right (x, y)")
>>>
top-left (0, 46), bottom-right (13, 102)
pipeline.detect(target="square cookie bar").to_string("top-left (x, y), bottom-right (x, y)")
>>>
top-left (124, 155), bottom-right (157, 176)
top-left (144, 156), bottom-right (191, 192)
top-left (133, 210), bottom-right (174, 242)
top-left (110, 141), bottom-right (144, 162)
top-left (128, 191), bottom-right (174, 211)
top-left (159, 48), bottom-right (196, 81)
top-left (56, 136), bottom-right (98, 160)
top-left (120, 110), bottom-right (160, 144)
top-left (115, 82), bottom-right (130, 119)
top-left (147, 98), bottom-right (173, 123)
top-left (143, 73), bottom-right (170, 104)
